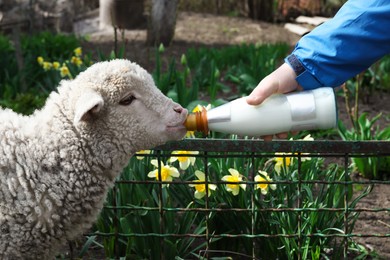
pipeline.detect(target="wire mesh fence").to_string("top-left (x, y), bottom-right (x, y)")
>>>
top-left (91, 139), bottom-right (390, 259)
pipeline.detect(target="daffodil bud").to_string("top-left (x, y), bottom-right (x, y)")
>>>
top-left (158, 43), bottom-right (165, 53)
top-left (180, 54), bottom-right (187, 66)
top-left (214, 68), bottom-right (220, 78)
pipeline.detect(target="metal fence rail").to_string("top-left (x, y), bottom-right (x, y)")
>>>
top-left (93, 139), bottom-right (390, 259)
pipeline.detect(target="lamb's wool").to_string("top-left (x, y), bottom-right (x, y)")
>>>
top-left (0, 59), bottom-right (187, 259)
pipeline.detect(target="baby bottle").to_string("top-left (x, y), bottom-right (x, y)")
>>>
top-left (184, 87), bottom-right (337, 137)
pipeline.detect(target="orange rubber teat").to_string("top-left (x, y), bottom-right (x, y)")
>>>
top-left (184, 107), bottom-right (209, 135)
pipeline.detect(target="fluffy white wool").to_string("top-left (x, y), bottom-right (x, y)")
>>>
top-left (0, 59), bottom-right (187, 259)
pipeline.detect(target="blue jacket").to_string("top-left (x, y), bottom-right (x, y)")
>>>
top-left (285, 0), bottom-right (390, 90)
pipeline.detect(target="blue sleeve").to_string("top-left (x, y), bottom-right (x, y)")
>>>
top-left (285, 0), bottom-right (390, 90)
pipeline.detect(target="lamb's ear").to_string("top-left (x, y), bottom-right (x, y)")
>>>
top-left (74, 89), bottom-right (104, 125)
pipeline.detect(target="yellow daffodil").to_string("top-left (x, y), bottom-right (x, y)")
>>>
top-left (189, 170), bottom-right (217, 199)
top-left (147, 159), bottom-right (179, 187)
top-left (185, 131), bottom-right (196, 138)
top-left (42, 61), bottom-right (52, 71)
top-left (136, 150), bottom-right (151, 160)
top-left (71, 56), bottom-right (83, 67)
top-left (254, 170), bottom-right (276, 195)
top-left (274, 152), bottom-right (293, 174)
top-left (192, 104), bottom-right (211, 113)
top-left (274, 134), bottom-right (314, 173)
top-left (169, 150), bottom-right (199, 170)
top-left (74, 47), bottom-right (82, 57)
top-left (52, 61), bottom-right (60, 70)
top-left (222, 168), bottom-right (246, 196)
top-left (60, 65), bottom-right (71, 78)
top-left (37, 56), bottom-right (44, 65)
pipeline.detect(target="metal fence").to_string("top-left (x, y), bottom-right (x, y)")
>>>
top-left (92, 139), bottom-right (390, 259)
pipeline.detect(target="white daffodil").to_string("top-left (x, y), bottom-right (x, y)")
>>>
top-left (221, 168), bottom-right (246, 196)
top-left (147, 159), bottom-right (179, 187)
top-left (189, 170), bottom-right (217, 199)
top-left (170, 150), bottom-right (199, 170)
top-left (254, 170), bottom-right (276, 195)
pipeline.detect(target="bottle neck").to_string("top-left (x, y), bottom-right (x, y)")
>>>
top-left (184, 107), bottom-right (209, 134)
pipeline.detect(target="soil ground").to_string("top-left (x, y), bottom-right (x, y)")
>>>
top-left (73, 11), bottom-right (390, 259)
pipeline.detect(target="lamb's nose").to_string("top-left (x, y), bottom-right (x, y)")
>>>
top-left (173, 106), bottom-right (184, 114)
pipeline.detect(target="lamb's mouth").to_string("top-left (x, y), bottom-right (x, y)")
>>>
top-left (166, 124), bottom-right (187, 132)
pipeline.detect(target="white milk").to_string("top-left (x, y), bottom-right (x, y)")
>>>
top-left (206, 87), bottom-right (337, 137)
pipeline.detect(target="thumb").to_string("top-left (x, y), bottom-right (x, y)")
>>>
top-left (247, 63), bottom-right (300, 106)
top-left (246, 77), bottom-right (279, 105)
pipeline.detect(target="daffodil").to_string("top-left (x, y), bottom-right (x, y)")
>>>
top-left (254, 170), bottom-right (276, 195)
top-left (185, 131), bottom-right (196, 138)
top-left (136, 150), bottom-right (151, 160)
top-left (189, 170), bottom-right (217, 199)
top-left (52, 61), bottom-right (60, 70)
top-left (42, 61), bottom-right (52, 71)
top-left (298, 134), bottom-right (314, 162)
top-left (37, 56), bottom-right (44, 65)
top-left (222, 168), bottom-right (246, 196)
top-left (193, 104), bottom-right (211, 113)
top-left (74, 47), bottom-right (82, 57)
top-left (169, 150), bottom-right (199, 170)
top-left (147, 159), bottom-right (179, 187)
top-left (71, 56), bottom-right (83, 67)
top-left (274, 152), bottom-right (293, 174)
top-left (274, 134), bottom-right (314, 174)
top-left (60, 64), bottom-right (71, 78)
top-left (301, 134), bottom-right (314, 141)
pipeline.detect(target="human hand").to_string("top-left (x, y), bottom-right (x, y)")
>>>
top-left (246, 63), bottom-right (301, 141)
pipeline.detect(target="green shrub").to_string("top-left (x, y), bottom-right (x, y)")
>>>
top-left (338, 113), bottom-right (390, 180)
top-left (0, 32), bottom-right (89, 114)
top-left (0, 35), bottom-right (18, 98)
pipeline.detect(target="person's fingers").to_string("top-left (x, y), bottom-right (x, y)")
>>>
top-left (261, 131), bottom-right (295, 141)
top-left (246, 77), bottom-right (278, 105)
top-left (262, 135), bottom-right (273, 141)
top-left (276, 132), bottom-right (289, 139)
top-left (247, 63), bottom-right (300, 106)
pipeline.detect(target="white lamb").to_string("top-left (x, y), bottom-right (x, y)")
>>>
top-left (0, 59), bottom-right (188, 259)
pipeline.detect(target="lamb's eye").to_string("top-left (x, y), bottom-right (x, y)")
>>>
top-left (119, 95), bottom-right (136, 106)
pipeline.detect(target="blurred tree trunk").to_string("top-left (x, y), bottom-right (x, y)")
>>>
top-left (248, 0), bottom-right (274, 22)
top-left (99, 0), bottom-right (146, 30)
top-left (278, 0), bottom-right (322, 20)
top-left (147, 0), bottom-right (178, 46)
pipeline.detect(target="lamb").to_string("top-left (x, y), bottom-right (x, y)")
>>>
top-left (0, 59), bottom-right (188, 259)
